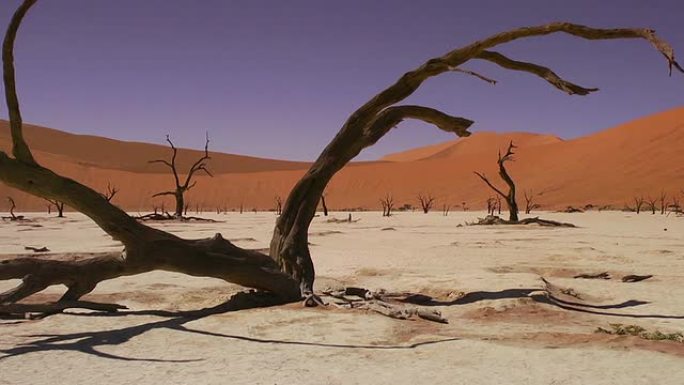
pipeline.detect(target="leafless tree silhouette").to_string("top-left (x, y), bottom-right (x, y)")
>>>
top-left (632, 196), bottom-right (645, 214)
top-left (102, 182), bottom-right (118, 203)
top-left (646, 196), bottom-right (657, 214)
top-left (475, 141), bottom-right (519, 221)
top-left (149, 134), bottom-right (212, 217)
top-left (659, 191), bottom-right (667, 215)
top-left (417, 193), bottom-right (436, 214)
top-left (45, 198), bottom-right (65, 217)
top-left (380, 194), bottom-right (395, 217)
top-left (524, 190), bottom-right (542, 214)
top-left (275, 196), bottom-right (283, 216)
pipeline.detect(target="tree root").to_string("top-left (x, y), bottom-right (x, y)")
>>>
top-left (468, 215), bottom-right (576, 227)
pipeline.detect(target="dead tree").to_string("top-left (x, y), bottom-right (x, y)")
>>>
top-left (320, 194), bottom-right (329, 216)
top-left (0, 2), bottom-right (680, 312)
top-left (474, 141), bottom-right (520, 221)
top-left (633, 196), bottom-right (645, 214)
top-left (659, 191), bottom-right (667, 215)
top-left (417, 193), bottom-right (436, 213)
top-left (486, 197), bottom-right (496, 215)
top-left (4, 196), bottom-right (23, 220)
top-left (102, 182), bottom-right (118, 202)
top-left (671, 195), bottom-right (681, 213)
top-left (646, 196), bottom-right (657, 214)
top-left (275, 196), bottom-right (283, 216)
top-left (380, 194), bottom-right (395, 217)
top-left (45, 199), bottom-right (65, 217)
top-left (524, 190), bottom-right (541, 214)
top-left (149, 133), bottom-right (212, 217)
top-left (442, 204), bottom-right (450, 216)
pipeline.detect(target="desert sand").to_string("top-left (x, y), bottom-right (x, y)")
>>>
top-left (1, 210), bottom-right (683, 384)
top-left (1, 107), bottom-right (684, 213)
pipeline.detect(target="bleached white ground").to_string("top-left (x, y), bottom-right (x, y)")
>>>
top-left (1, 211), bottom-right (683, 385)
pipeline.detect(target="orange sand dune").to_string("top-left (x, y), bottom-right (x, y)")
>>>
top-left (1, 107), bottom-right (683, 213)
top-left (0, 121), bottom-right (310, 174)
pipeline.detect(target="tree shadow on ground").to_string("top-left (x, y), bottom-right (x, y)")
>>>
top-left (0, 290), bottom-right (460, 363)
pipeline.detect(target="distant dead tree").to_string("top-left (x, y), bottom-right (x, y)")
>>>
top-left (524, 190), bottom-right (541, 214)
top-left (475, 141), bottom-right (519, 221)
top-left (417, 193), bottom-right (436, 214)
top-left (149, 133), bottom-right (212, 217)
top-left (380, 194), bottom-right (394, 217)
top-left (646, 196), bottom-right (657, 214)
top-left (442, 204), bottom-right (450, 216)
top-left (183, 202), bottom-right (190, 216)
top-left (461, 201), bottom-right (468, 211)
top-left (486, 197), bottom-right (496, 215)
top-left (45, 199), bottom-right (65, 217)
top-left (659, 191), bottom-right (667, 215)
top-left (4, 196), bottom-right (22, 220)
top-left (670, 195), bottom-right (682, 213)
top-left (239, 202), bottom-right (244, 214)
top-left (275, 195), bottom-right (283, 216)
top-left (319, 193), bottom-right (329, 216)
top-left (632, 196), bottom-right (645, 214)
top-left (102, 182), bottom-right (118, 202)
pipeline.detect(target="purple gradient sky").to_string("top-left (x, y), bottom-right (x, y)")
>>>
top-left (1, 0), bottom-right (682, 161)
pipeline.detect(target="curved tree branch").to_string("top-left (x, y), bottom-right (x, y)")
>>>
top-left (2, 0), bottom-right (38, 165)
top-left (475, 50), bottom-right (599, 95)
top-left (272, 22), bottom-right (682, 293)
top-left (473, 172), bottom-right (507, 199)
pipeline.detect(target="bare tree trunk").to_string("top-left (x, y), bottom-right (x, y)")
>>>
top-left (633, 196), bottom-right (645, 214)
top-left (320, 195), bottom-right (329, 216)
top-left (7, 196), bottom-right (17, 219)
top-left (417, 193), bottom-right (436, 214)
top-left (150, 134), bottom-right (212, 218)
top-left (475, 141), bottom-right (519, 221)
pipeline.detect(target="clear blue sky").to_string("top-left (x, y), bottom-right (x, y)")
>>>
top-left (1, 0), bottom-right (682, 160)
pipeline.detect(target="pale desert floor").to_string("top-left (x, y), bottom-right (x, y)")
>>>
top-left (1, 211), bottom-right (683, 385)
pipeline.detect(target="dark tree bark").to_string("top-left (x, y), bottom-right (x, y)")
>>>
top-left (320, 194), bottom-right (329, 216)
top-left (0, 1), bottom-right (681, 306)
top-left (659, 191), bottom-right (667, 215)
top-left (442, 204), bottom-right (450, 216)
top-left (417, 193), bottom-right (436, 214)
top-left (149, 133), bottom-right (212, 217)
top-left (475, 141), bottom-right (520, 222)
